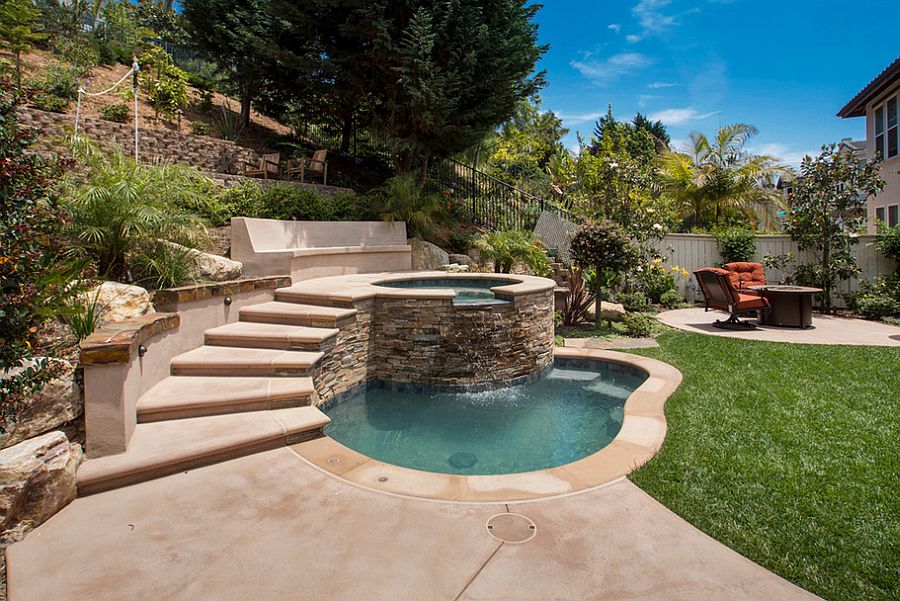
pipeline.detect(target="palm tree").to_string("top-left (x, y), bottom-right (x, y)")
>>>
top-left (659, 124), bottom-right (792, 229)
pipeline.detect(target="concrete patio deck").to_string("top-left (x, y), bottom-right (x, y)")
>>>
top-left (658, 307), bottom-right (900, 346)
top-left (6, 445), bottom-right (819, 601)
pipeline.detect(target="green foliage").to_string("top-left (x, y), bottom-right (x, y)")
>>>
top-left (560, 266), bottom-right (595, 326)
top-left (618, 291), bottom-right (650, 313)
top-left (855, 295), bottom-right (900, 320)
top-left (570, 219), bottom-right (638, 277)
top-left (130, 240), bottom-right (198, 290)
top-left (875, 224), bottom-right (900, 265)
top-left (99, 102), bottom-right (130, 123)
top-left (621, 312), bottom-right (655, 337)
top-left (659, 289), bottom-right (683, 309)
top-left (212, 100), bottom-right (243, 141)
top-left (217, 182), bottom-right (263, 219)
top-left (51, 34), bottom-right (99, 77)
top-left (138, 46), bottom-right (189, 122)
top-left (591, 106), bottom-right (668, 163)
top-left (634, 260), bottom-right (679, 303)
top-left (659, 124), bottom-right (790, 230)
top-left (215, 182), bottom-right (371, 225)
top-left (59, 136), bottom-right (211, 286)
top-left (473, 229), bottom-right (551, 276)
top-left (257, 185), bottom-right (334, 221)
top-left (63, 287), bottom-right (102, 342)
top-left (715, 226), bottom-right (757, 263)
top-left (376, 175), bottom-right (444, 239)
top-left (197, 88), bottom-right (214, 112)
top-left (0, 0), bottom-right (46, 87)
top-left (0, 81), bottom-right (85, 424)
top-left (28, 90), bottom-right (69, 112)
top-left (784, 144), bottom-right (885, 311)
top-left (41, 63), bottom-right (80, 99)
top-left (190, 121), bottom-right (211, 136)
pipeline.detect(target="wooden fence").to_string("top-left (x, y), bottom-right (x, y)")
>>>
top-left (655, 234), bottom-right (896, 307)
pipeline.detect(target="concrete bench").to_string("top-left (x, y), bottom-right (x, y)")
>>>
top-left (231, 217), bottom-right (412, 282)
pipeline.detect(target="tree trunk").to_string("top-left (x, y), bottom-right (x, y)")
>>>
top-left (340, 114), bottom-right (352, 155)
top-left (239, 84), bottom-right (252, 130)
top-left (595, 265), bottom-right (603, 327)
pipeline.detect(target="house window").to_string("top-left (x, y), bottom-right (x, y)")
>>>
top-left (874, 94), bottom-right (899, 160)
top-left (889, 204), bottom-right (899, 228)
top-left (876, 206), bottom-right (886, 224)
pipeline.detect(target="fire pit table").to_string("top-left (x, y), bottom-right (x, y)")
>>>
top-left (748, 285), bottom-right (823, 328)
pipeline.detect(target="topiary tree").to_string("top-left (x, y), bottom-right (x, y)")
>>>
top-left (784, 144), bottom-right (885, 312)
top-left (570, 220), bottom-right (638, 326)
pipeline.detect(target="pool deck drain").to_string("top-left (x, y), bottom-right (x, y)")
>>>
top-left (486, 513), bottom-right (537, 544)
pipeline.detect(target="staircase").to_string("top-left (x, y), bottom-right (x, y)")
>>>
top-left (76, 291), bottom-right (362, 496)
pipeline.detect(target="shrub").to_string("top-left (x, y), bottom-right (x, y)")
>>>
top-left (855, 295), bottom-right (900, 320)
top-left (1, 83), bottom-right (85, 428)
top-left (138, 46), bottom-right (189, 122)
top-left (715, 226), bottom-right (756, 264)
top-left (621, 312), bottom-right (655, 337)
top-left (51, 35), bottom-right (99, 77)
top-left (473, 230), bottom-right (551, 276)
top-left (63, 288), bottom-right (103, 342)
top-left (875, 224), bottom-right (900, 265)
top-left (213, 100), bottom-right (243, 141)
top-left (618, 291), bottom-right (650, 313)
top-left (375, 175), bottom-right (445, 239)
top-left (258, 185), bottom-right (333, 221)
top-left (218, 182), bottom-right (263, 219)
top-left (42, 64), bottom-right (81, 99)
top-left (60, 136), bottom-right (210, 285)
top-left (100, 102), bottom-right (130, 123)
top-left (636, 261), bottom-right (676, 303)
top-left (131, 241), bottom-right (199, 290)
top-left (560, 266), bottom-right (595, 326)
top-left (28, 92), bottom-right (69, 113)
top-left (191, 121), bottom-right (211, 136)
top-left (197, 89), bottom-right (214, 113)
top-left (659, 289), bottom-right (683, 309)
top-left (329, 190), bottom-right (376, 221)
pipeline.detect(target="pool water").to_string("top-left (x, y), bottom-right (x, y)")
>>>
top-left (323, 366), bottom-right (646, 475)
top-left (379, 278), bottom-right (510, 305)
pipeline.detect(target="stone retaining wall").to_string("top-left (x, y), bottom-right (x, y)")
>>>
top-left (18, 108), bottom-right (259, 174)
top-left (371, 292), bottom-right (555, 388)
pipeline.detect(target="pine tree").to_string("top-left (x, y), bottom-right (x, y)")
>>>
top-left (0, 0), bottom-right (46, 90)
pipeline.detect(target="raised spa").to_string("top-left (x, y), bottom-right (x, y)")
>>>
top-left (378, 277), bottom-right (511, 305)
top-left (323, 359), bottom-right (647, 475)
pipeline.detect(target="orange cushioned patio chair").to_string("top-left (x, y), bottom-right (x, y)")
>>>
top-left (694, 267), bottom-right (769, 329)
top-left (723, 261), bottom-right (767, 294)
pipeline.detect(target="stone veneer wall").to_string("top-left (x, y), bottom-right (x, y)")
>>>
top-left (371, 291), bottom-right (555, 388)
top-left (17, 108), bottom-right (259, 174)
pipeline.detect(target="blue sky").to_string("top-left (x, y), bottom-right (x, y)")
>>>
top-left (533, 0), bottom-right (900, 165)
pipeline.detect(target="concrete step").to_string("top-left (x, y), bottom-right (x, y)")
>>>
top-left (274, 288), bottom-right (356, 308)
top-left (170, 346), bottom-right (323, 377)
top-left (204, 322), bottom-right (339, 351)
top-left (77, 407), bottom-right (329, 495)
top-left (137, 376), bottom-right (315, 422)
top-left (239, 301), bottom-right (357, 328)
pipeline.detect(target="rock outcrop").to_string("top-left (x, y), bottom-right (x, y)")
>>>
top-left (409, 238), bottom-right (450, 271)
top-left (0, 431), bottom-right (82, 544)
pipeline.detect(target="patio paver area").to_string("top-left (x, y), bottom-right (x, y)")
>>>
top-left (658, 307), bottom-right (900, 346)
top-left (6, 445), bottom-right (819, 600)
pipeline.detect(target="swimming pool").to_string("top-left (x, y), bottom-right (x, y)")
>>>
top-left (323, 362), bottom-right (647, 475)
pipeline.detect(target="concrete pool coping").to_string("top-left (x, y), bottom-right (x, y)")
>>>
top-left (292, 347), bottom-right (682, 503)
top-left (274, 271), bottom-right (557, 304)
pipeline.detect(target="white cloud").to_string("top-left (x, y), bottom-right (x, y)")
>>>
top-left (648, 107), bottom-right (718, 125)
top-left (556, 111), bottom-right (606, 125)
top-left (608, 23), bottom-right (621, 33)
top-left (634, 0), bottom-right (676, 32)
top-left (570, 52), bottom-right (652, 86)
top-left (748, 143), bottom-right (812, 167)
top-left (638, 94), bottom-right (659, 108)
top-left (626, 34), bottom-right (641, 43)
top-left (648, 81), bottom-right (677, 89)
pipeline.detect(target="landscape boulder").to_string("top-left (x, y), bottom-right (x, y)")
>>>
top-left (448, 253), bottom-right (474, 267)
top-left (0, 359), bottom-right (82, 450)
top-left (409, 238), bottom-right (449, 271)
top-left (87, 281), bottom-right (155, 325)
top-left (0, 431), bottom-right (82, 544)
top-left (164, 241), bottom-right (243, 282)
top-left (586, 301), bottom-right (627, 322)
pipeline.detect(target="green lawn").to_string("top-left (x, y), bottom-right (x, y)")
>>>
top-left (627, 332), bottom-right (899, 601)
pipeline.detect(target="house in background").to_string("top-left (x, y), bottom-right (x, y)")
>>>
top-left (838, 55), bottom-right (900, 232)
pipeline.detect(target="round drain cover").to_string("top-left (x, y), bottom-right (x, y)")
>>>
top-left (486, 513), bottom-right (537, 544)
top-left (449, 452), bottom-right (477, 469)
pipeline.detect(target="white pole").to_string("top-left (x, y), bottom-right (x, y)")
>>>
top-left (75, 88), bottom-right (83, 134)
top-left (132, 56), bottom-right (140, 162)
